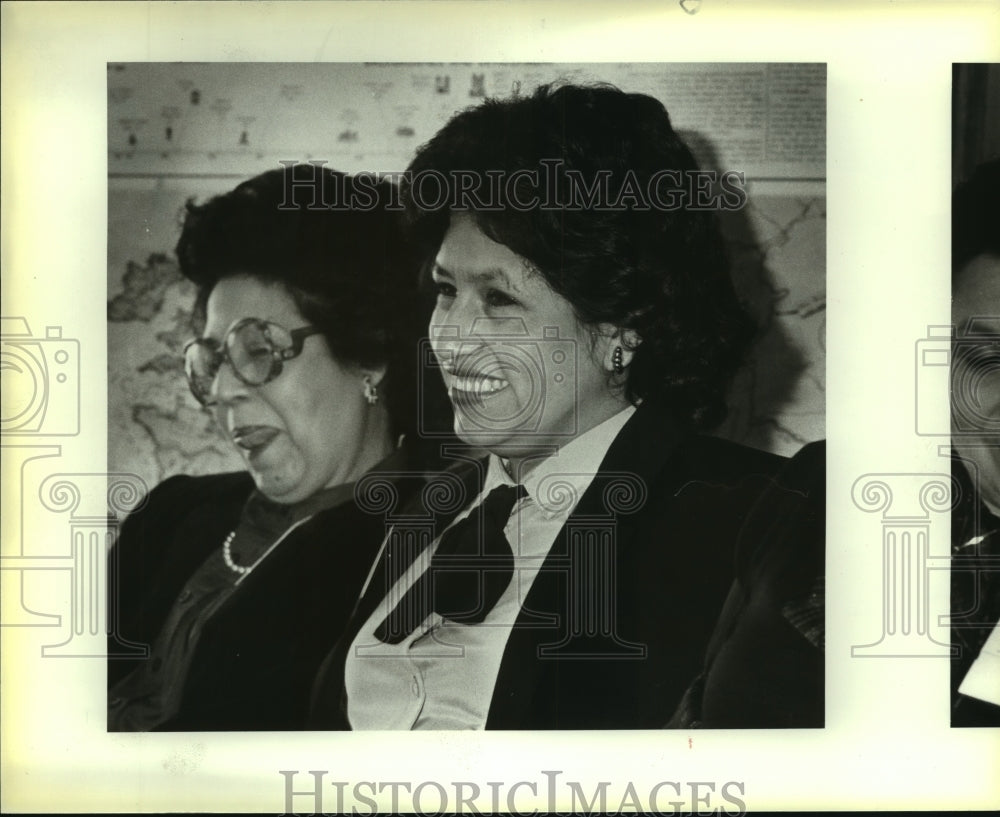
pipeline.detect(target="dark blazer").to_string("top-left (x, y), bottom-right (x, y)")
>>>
top-left (107, 463), bottom-right (412, 731)
top-left (667, 440), bottom-right (826, 728)
top-left (950, 453), bottom-right (1000, 727)
top-left (310, 401), bottom-right (797, 729)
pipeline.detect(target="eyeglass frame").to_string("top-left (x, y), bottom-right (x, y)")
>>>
top-left (182, 317), bottom-right (322, 406)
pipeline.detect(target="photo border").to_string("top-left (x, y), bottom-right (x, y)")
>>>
top-left (3, 1), bottom-right (999, 812)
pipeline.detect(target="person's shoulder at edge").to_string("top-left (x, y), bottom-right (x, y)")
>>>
top-left (606, 398), bottom-right (788, 473)
top-left (144, 470), bottom-right (254, 501)
top-left (664, 439), bottom-right (826, 729)
top-left (740, 438), bottom-right (825, 512)
top-left (734, 439), bottom-right (826, 571)
top-left (655, 430), bottom-right (792, 509)
top-left (678, 432), bottom-right (790, 475)
top-left (115, 471), bottom-right (254, 539)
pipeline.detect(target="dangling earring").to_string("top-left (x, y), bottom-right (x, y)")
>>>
top-left (363, 376), bottom-right (379, 406)
top-left (612, 346), bottom-right (624, 375)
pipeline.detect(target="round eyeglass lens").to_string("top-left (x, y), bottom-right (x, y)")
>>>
top-left (226, 320), bottom-right (293, 385)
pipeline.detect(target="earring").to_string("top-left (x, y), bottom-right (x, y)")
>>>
top-left (612, 346), bottom-right (624, 375)
top-left (363, 376), bottom-right (379, 406)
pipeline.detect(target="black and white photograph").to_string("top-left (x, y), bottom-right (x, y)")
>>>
top-left (105, 62), bottom-right (826, 733)
top-left (2, 2), bottom-right (998, 813)
top-left (948, 62), bottom-right (1000, 728)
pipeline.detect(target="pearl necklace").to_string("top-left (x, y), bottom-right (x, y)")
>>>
top-left (222, 515), bottom-right (313, 579)
top-left (222, 530), bottom-right (252, 575)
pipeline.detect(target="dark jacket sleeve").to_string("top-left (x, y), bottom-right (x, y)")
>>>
top-left (107, 475), bottom-right (192, 686)
top-left (107, 474), bottom-right (247, 687)
top-left (108, 469), bottom-right (399, 730)
top-left (668, 439), bottom-right (826, 728)
top-left (163, 504), bottom-right (389, 731)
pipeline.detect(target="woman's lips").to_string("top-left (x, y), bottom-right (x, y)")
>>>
top-left (231, 425), bottom-right (280, 453)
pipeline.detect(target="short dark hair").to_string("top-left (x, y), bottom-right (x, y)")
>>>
top-left (175, 166), bottom-right (428, 437)
top-left (402, 82), bottom-right (755, 431)
top-left (953, 157), bottom-right (1000, 280)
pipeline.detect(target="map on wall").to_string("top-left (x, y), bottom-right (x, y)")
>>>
top-left (107, 63), bottom-right (825, 490)
top-left (108, 63), bottom-right (825, 180)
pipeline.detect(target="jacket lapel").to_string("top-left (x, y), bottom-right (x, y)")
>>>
top-left (309, 451), bottom-right (487, 726)
top-left (486, 402), bottom-right (685, 728)
top-left (342, 453), bottom-right (488, 648)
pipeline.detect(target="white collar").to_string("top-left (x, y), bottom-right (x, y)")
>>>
top-left (481, 405), bottom-right (637, 520)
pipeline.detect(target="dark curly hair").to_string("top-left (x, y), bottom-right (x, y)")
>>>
top-left (175, 165), bottom-right (431, 438)
top-left (402, 82), bottom-right (756, 431)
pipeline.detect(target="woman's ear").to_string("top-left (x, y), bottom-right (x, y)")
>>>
top-left (596, 324), bottom-right (642, 372)
top-left (359, 364), bottom-right (388, 388)
top-left (359, 364), bottom-right (389, 407)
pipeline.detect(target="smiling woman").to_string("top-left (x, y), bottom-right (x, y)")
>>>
top-left (428, 213), bottom-right (629, 464)
top-left (311, 83), bottom-right (826, 730)
top-left (106, 166), bottom-right (447, 731)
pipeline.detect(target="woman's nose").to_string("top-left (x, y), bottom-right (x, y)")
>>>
top-left (208, 359), bottom-right (249, 405)
top-left (430, 295), bottom-right (477, 353)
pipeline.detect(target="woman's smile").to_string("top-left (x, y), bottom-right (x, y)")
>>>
top-left (428, 214), bottom-right (624, 457)
top-left (440, 361), bottom-right (512, 402)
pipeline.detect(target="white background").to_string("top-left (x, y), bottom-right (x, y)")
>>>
top-left (2, 1), bottom-right (999, 813)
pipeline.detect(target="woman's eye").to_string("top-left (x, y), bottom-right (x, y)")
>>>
top-left (485, 289), bottom-right (518, 308)
top-left (244, 342), bottom-right (272, 358)
top-left (435, 280), bottom-right (457, 299)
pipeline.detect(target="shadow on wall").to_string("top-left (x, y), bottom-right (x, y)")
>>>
top-left (681, 129), bottom-right (822, 455)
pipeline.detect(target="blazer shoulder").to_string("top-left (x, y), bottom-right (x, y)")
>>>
top-left (743, 439), bottom-right (825, 499)
top-left (133, 470), bottom-right (252, 516)
top-left (116, 471), bottom-right (252, 552)
top-left (674, 434), bottom-right (788, 482)
top-left (780, 439), bottom-right (826, 481)
top-left (735, 439), bottom-right (826, 581)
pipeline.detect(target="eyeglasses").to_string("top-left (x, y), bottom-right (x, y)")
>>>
top-left (183, 318), bottom-right (321, 406)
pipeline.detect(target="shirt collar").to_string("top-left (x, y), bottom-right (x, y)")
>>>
top-left (482, 405), bottom-right (637, 520)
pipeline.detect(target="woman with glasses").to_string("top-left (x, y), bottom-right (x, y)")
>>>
top-left (107, 166), bottom-right (443, 730)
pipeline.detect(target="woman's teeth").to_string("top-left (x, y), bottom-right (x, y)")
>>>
top-left (451, 375), bottom-right (509, 394)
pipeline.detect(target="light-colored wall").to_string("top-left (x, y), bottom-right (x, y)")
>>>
top-left (107, 64), bottom-right (826, 487)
